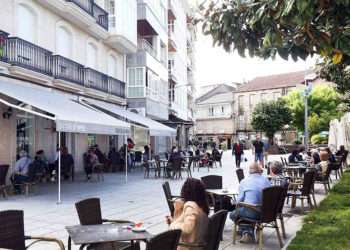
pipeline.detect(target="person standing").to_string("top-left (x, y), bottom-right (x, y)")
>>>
top-left (253, 136), bottom-right (265, 167)
top-left (232, 140), bottom-right (244, 168)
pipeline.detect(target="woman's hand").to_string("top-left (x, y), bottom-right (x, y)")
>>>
top-left (173, 199), bottom-right (184, 219)
top-left (165, 215), bottom-right (173, 225)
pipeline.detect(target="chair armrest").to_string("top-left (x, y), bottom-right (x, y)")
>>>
top-left (25, 236), bottom-right (65, 250)
top-left (236, 202), bottom-right (261, 212)
top-left (102, 218), bottom-right (134, 225)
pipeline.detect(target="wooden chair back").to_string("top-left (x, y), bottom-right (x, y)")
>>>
top-left (205, 210), bottom-right (228, 250)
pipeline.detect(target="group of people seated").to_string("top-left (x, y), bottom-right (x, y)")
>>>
top-left (166, 161), bottom-right (288, 248)
top-left (11, 146), bottom-right (74, 194)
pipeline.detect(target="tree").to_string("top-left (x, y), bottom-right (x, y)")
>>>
top-left (251, 99), bottom-right (292, 144)
top-left (284, 85), bottom-right (343, 136)
top-left (199, 1), bottom-right (350, 108)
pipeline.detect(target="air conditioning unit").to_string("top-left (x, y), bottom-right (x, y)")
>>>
top-left (128, 107), bottom-right (146, 117)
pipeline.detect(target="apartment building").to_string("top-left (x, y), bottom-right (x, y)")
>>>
top-left (234, 71), bottom-right (317, 143)
top-left (163, 0), bottom-right (195, 150)
top-left (0, 0), bottom-right (175, 173)
top-left (194, 84), bottom-right (236, 149)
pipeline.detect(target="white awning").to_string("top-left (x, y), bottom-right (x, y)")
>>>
top-left (83, 98), bottom-right (176, 137)
top-left (0, 79), bottom-right (130, 135)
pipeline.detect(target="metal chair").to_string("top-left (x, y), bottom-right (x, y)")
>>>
top-left (146, 229), bottom-right (181, 250)
top-left (236, 168), bottom-right (244, 183)
top-left (233, 186), bottom-right (285, 250)
top-left (0, 210), bottom-right (64, 250)
top-left (74, 198), bottom-right (134, 250)
top-left (0, 165), bottom-right (9, 198)
top-left (181, 157), bottom-right (193, 178)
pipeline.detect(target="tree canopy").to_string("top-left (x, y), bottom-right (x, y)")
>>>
top-left (199, 0), bottom-right (350, 107)
top-left (284, 85), bottom-right (343, 136)
top-left (251, 99), bottom-right (292, 143)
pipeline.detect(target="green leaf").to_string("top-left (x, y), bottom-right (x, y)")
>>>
top-left (282, 0), bottom-right (295, 16)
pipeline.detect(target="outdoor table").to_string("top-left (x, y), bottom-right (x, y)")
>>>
top-left (206, 188), bottom-right (238, 210)
top-left (283, 165), bottom-right (307, 178)
top-left (66, 224), bottom-right (153, 250)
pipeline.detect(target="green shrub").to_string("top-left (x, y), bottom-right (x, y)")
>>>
top-left (311, 134), bottom-right (328, 144)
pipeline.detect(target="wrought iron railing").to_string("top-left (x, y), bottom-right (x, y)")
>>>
top-left (85, 68), bottom-right (109, 93)
top-left (66, 0), bottom-right (108, 30)
top-left (0, 30), bottom-right (126, 99)
top-left (92, 3), bottom-right (109, 30)
top-left (0, 30), bottom-right (9, 62)
top-left (138, 38), bottom-right (157, 59)
top-left (52, 55), bottom-right (85, 86)
top-left (108, 77), bottom-right (126, 98)
top-left (6, 37), bottom-right (52, 75)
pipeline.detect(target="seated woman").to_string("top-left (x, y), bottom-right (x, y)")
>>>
top-left (325, 148), bottom-right (336, 163)
top-left (167, 178), bottom-right (209, 250)
top-left (316, 151), bottom-right (329, 178)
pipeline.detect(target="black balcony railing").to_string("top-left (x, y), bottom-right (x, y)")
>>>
top-left (85, 68), bottom-right (108, 93)
top-left (66, 0), bottom-right (93, 14)
top-left (52, 55), bottom-right (84, 86)
top-left (0, 30), bottom-right (126, 99)
top-left (0, 30), bottom-right (9, 62)
top-left (66, 0), bottom-right (108, 30)
top-left (92, 3), bottom-right (109, 30)
top-left (6, 37), bottom-right (52, 76)
top-left (109, 77), bottom-right (126, 98)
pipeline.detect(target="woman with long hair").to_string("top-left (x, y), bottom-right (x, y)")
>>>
top-left (167, 178), bottom-right (209, 250)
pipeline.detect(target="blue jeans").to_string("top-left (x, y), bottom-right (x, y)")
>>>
top-left (13, 174), bottom-right (29, 193)
top-left (255, 152), bottom-right (263, 162)
top-left (230, 207), bottom-right (260, 238)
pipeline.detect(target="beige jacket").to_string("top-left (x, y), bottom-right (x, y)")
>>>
top-left (169, 201), bottom-right (209, 250)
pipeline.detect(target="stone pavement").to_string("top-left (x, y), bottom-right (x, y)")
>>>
top-left (0, 151), bottom-right (331, 250)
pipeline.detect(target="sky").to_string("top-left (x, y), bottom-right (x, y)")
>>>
top-left (194, 31), bottom-right (317, 87)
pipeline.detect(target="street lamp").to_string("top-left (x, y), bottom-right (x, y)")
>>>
top-left (304, 73), bottom-right (317, 151)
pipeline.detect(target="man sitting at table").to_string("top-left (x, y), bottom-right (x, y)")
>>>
top-left (269, 161), bottom-right (289, 188)
top-left (230, 162), bottom-right (271, 243)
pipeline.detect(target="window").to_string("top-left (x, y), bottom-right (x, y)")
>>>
top-left (86, 42), bottom-right (98, 69)
top-left (17, 4), bottom-right (37, 43)
top-left (16, 111), bottom-right (35, 158)
top-left (209, 107), bottom-right (214, 116)
top-left (273, 92), bottom-right (281, 100)
top-left (249, 94), bottom-right (256, 107)
top-left (128, 67), bottom-right (145, 98)
top-left (56, 26), bottom-right (73, 58)
top-left (106, 0), bottom-right (115, 15)
top-left (87, 134), bottom-right (96, 147)
top-left (107, 54), bottom-right (117, 78)
top-left (221, 106), bottom-right (224, 114)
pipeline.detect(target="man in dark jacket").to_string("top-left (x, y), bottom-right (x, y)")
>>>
top-left (232, 140), bottom-right (244, 168)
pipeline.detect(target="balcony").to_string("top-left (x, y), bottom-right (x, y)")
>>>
top-left (138, 38), bottom-right (157, 59)
top-left (6, 37), bottom-right (52, 76)
top-left (67, 0), bottom-right (108, 30)
top-left (52, 55), bottom-right (85, 86)
top-left (168, 0), bottom-right (176, 20)
top-left (0, 30), bottom-right (126, 100)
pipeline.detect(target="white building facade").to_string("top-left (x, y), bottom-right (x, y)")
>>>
top-left (0, 0), bottom-right (177, 175)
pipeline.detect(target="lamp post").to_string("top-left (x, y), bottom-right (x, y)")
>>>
top-left (304, 73), bottom-right (317, 151)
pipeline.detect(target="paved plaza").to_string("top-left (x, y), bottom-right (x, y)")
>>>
top-left (0, 151), bottom-right (331, 249)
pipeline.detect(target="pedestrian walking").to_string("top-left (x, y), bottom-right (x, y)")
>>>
top-left (252, 136), bottom-right (265, 167)
top-left (232, 140), bottom-right (244, 168)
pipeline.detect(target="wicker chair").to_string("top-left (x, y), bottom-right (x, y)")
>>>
top-left (201, 175), bottom-right (223, 211)
top-left (146, 229), bottom-right (181, 250)
top-left (0, 210), bottom-right (64, 250)
top-left (236, 169), bottom-right (244, 183)
top-left (162, 182), bottom-right (180, 216)
top-left (315, 164), bottom-right (332, 194)
top-left (329, 161), bottom-right (342, 180)
top-left (13, 163), bottom-right (39, 196)
top-left (74, 198), bottom-right (134, 250)
top-left (233, 186), bottom-right (285, 250)
top-left (287, 171), bottom-right (316, 212)
top-left (0, 165), bottom-right (9, 198)
top-left (204, 210), bottom-right (228, 250)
